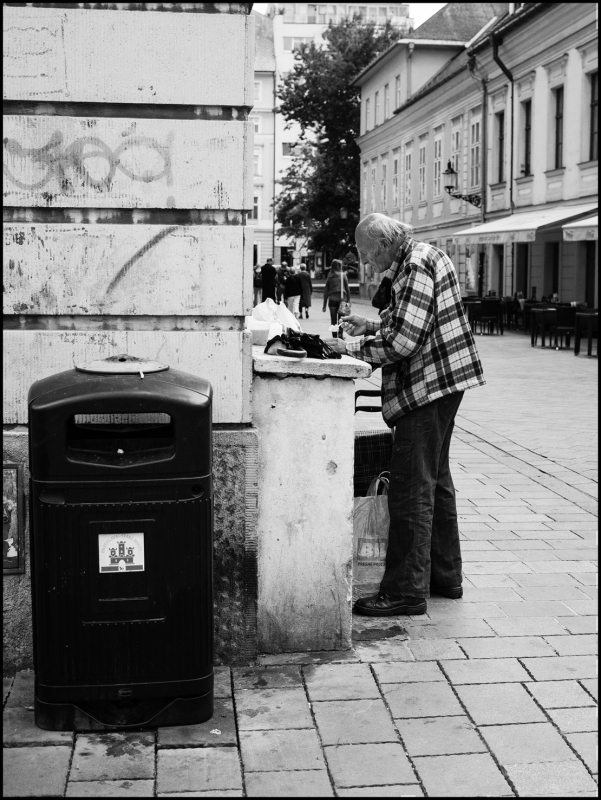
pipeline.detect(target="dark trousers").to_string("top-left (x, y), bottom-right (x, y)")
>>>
top-left (328, 300), bottom-right (341, 325)
top-left (380, 392), bottom-right (464, 599)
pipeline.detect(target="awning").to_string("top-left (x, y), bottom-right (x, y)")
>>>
top-left (451, 203), bottom-right (598, 245)
top-left (563, 214), bottom-right (598, 241)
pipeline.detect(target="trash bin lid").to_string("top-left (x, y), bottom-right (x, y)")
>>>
top-left (75, 354), bottom-right (169, 374)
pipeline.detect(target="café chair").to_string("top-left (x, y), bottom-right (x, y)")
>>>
top-left (531, 303), bottom-right (555, 347)
top-left (549, 306), bottom-right (577, 350)
top-left (479, 298), bottom-right (503, 335)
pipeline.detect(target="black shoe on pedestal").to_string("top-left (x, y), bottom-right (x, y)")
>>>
top-left (353, 592), bottom-right (426, 617)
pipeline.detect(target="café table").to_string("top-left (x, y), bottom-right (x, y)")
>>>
top-left (574, 311), bottom-right (598, 357)
top-left (530, 307), bottom-right (556, 347)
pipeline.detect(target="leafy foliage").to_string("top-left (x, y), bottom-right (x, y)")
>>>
top-left (274, 16), bottom-right (399, 259)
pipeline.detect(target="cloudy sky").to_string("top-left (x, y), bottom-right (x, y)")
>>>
top-left (251, 3), bottom-right (447, 29)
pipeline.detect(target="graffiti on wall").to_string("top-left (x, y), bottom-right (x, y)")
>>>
top-left (3, 130), bottom-right (174, 192)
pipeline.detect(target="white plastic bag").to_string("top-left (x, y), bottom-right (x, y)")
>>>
top-left (352, 472), bottom-right (389, 598)
top-left (272, 300), bottom-right (302, 332)
top-left (252, 298), bottom-right (280, 323)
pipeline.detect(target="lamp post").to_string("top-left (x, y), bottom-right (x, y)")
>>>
top-left (443, 161), bottom-right (482, 208)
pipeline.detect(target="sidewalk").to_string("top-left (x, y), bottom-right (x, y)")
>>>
top-left (3, 306), bottom-right (598, 797)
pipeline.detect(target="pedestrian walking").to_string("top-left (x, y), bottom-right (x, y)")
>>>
top-left (322, 259), bottom-right (351, 336)
top-left (284, 265), bottom-right (303, 319)
top-left (276, 263), bottom-right (288, 303)
top-left (261, 257), bottom-right (277, 303)
top-left (328, 213), bottom-right (485, 617)
top-left (252, 263), bottom-right (262, 306)
top-left (298, 262), bottom-right (313, 319)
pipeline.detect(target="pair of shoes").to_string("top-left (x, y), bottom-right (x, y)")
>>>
top-left (429, 583), bottom-right (463, 599)
top-left (353, 592), bottom-right (426, 617)
top-left (305, 311), bottom-right (309, 318)
top-left (264, 335), bottom-right (307, 359)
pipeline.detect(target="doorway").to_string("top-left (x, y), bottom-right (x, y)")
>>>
top-left (585, 241), bottom-right (597, 307)
top-left (515, 243), bottom-right (529, 297)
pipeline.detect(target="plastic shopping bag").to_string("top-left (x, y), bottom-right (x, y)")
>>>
top-left (252, 298), bottom-right (280, 323)
top-left (272, 300), bottom-right (302, 333)
top-left (352, 472), bottom-right (389, 600)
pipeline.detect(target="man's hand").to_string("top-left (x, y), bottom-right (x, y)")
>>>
top-left (323, 338), bottom-right (347, 354)
top-left (339, 314), bottom-right (367, 337)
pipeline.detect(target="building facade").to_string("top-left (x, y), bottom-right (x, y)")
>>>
top-left (354, 2), bottom-right (598, 304)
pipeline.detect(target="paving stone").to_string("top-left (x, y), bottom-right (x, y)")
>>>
top-left (465, 574), bottom-right (521, 587)
top-left (3, 675), bottom-right (14, 703)
top-left (510, 572), bottom-right (583, 586)
top-left (486, 616), bottom-right (571, 636)
top-left (552, 549), bottom-right (600, 561)
top-left (312, 698), bottom-right (397, 745)
top-left (325, 742), bottom-right (415, 787)
top-left (404, 619), bottom-right (496, 639)
top-left (547, 707), bottom-right (598, 733)
top-left (526, 680), bottom-right (597, 709)
top-left (239, 728), bottom-right (326, 771)
top-left (461, 549), bottom-right (529, 560)
top-left (513, 586), bottom-right (594, 601)
top-left (235, 687), bottom-right (313, 730)
top-left (562, 600), bottom-right (598, 615)
top-left (3, 706), bottom-right (74, 746)
top-left (462, 560), bottom-right (533, 574)
top-left (559, 617), bottom-right (598, 634)
top-left (566, 732), bottom-right (598, 774)
top-left (495, 600), bottom-right (577, 616)
top-left (425, 601), bottom-right (508, 618)
top-left (544, 634), bottom-right (598, 656)
top-left (520, 655), bottom-right (597, 681)
top-left (157, 697), bottom-right (236, 747)
top-left (480, 722), bottom-right (578, 765)
top-left (413, 753), bottom-right (513, 797)
top-left (406, 639), bottom-right (466, 660)
top-left (354, 640), bottom-right (415, 662)
top-left (396, 715), bottom-right (486, 756)
top-left (3, 745), bottom-right (71, 797)
top-left (457, 587), bottom-right (523, 601)
top-left (524, 560), bottom-right (597, 572)
top-left (456, 635), bottom-right (557, 659)
top-left (257, 650), bottom-right (359, 666)
top-left (579, 678), bottom-right (598, 701)
top-left (505, 761), bottom-right (597, 795)
top-left (573, 572), bottom-right (599, 586)
top-left (336, 786), bottom-right (424, 797)
top-left (233, 665), bottom-right (302, 690)
top-left (214, 666), bottom-right (232, 698)
top-left (66, 780), bottom-right (155, 797)
top-left (71, 732), bottom-right (155, 781)
top-left (441, 657), bottom-right (532, 684)
top-left (382, 681), bottom-right (464, 719)
top-left (157, 791), bottom-right (242, 797)
top-left (373, 661), bottom-right (446, 683)
top-left (303, 663), bottom-right (380, 701)
top-left (156, 747), bottom-right (242, 794)
top-left (4, 670), bottom-right (35, 708)
top-left (456, 682), bottom-right (546, 725)
top-left (245, 770), bottom-right (334, 797)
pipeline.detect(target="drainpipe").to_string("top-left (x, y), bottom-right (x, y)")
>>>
top-left (490, 33), bottom-right (515, 295)
top-left (406, 42), bottom-right (414, 99)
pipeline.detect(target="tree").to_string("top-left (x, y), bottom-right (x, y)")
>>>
top-left (274, 16), bottom-right (399, 260)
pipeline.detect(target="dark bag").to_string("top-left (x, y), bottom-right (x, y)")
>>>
top-left (264, 332), bottom-right (341, 360)
top-left (371, 276), bottom-right (392, 311)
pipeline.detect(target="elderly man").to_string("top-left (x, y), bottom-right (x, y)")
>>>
top-left (329, 213), bottom-right (485, 616)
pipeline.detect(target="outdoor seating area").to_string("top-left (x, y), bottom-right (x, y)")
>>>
top-left (463, 296), bottom-right (597, 357)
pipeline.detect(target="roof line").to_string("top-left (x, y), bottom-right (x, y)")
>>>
top-left (468, 3), bottom-right (549, 52)
top-left (352, 39), bottom-right (465, 86)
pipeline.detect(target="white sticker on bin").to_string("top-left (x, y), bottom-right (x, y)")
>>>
top-left (98, 532), bottom-right (145, 573)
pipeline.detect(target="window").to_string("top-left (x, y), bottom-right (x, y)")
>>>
top-left (395, 75), bottom-right (401, 109)
top-left (370, 161), bottom-right (377, 212)
top-left (404, 148), bottom-right (412, 206)
top-left (283, 37), bottom-right (313, 52)
top-left (250, 116), bottom-right (260, 134)
top-left (392, 150), bottom-right (399, 208)
top-left (254, 82), bottom-right (261, 101)
top-left (374, 91), bottom-right (380, 126)
top-left (365, 98), bottom-right (370, 131)
top-left (470, 119), bottom-right (481, 187)
top-left (553, 86), bottom-right (564, 169)
top-left (250, 195), bottom-right (259, 220)
top-left (590, 72), bottom-right (598, 161)
top-left (253, 150), bottom-right (261, 176)
top-left (381, 156), bottom-right (388, 211)
top-left (522, 100), bottom-right (532, 176)
top-left (282, 143), bottom-right (295, 157)
top-left (384, 84), bottom-right (390, 120)
top-left (362, 163), bottom-right (368, 211)
top-left (496, 111), bottom-right (505, 183)
top-left (451, 125), bottom-right (461, 174)
top-left (418, 140), bottom-right (427, 202)
top-left (433, 136), bottom-right (442, 198)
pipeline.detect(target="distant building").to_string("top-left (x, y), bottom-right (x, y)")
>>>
top-left (353, 2), bottom-right (598, 304)
top-left (256, 3), bottom-right (413, 267)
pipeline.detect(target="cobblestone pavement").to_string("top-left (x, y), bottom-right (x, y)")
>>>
top-left (3, 297), bottom-right (598, 797)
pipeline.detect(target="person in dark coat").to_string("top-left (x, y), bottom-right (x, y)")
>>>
top-left (284, 266), bottom-right (303, 319)
top-left (261, 258), bottom-right (277, 302)
top-left (322, 259), bottom-right (351, 336)
top-left (276, 263), bottom-right (288, 303)
top-left (298, 262), bottom-right (313, 319)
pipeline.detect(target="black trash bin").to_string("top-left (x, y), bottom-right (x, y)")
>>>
top-left (28, 354), bottom-right (213, 731)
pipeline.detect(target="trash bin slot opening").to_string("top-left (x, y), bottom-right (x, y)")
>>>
top-left (66, 413), bottom-right (175, 466)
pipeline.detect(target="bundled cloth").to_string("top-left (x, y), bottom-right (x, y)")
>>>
top-left (353, 472), bottom-right (390, 601)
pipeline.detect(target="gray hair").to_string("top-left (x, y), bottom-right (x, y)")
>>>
top-left (362, 215), bottom-right (412, 254)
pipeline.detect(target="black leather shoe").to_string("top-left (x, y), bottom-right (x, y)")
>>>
top-left (429, 583), bottom-right (463, 599)
top-left (353, 592), bottom-right (426, 617)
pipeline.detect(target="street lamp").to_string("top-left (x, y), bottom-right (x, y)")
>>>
top-left (443, 161), bottom-right (482, 208)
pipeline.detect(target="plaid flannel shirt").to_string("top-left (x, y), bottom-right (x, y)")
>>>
top-left (346, 237), bottom-right (485, 425)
